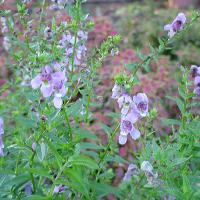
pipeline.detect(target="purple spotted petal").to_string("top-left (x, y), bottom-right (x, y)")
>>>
top-left (31, 75), bottom-right (42, 89)
top-left (133, 93), bottom-right (149, 117)
top-left (41, 84), bottom-right (53, 98)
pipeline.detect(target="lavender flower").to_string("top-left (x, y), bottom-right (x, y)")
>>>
top-left (24, 182), bottom-right (33, 195)
top-left (190, 65), bottom-right (200, 78)
top-left (141, 161), bottom-right (159, 186)
top-left (194, 87), bottom-right (200, 97)
top-left (114, 90), bottom-right (149, 145)
top-left (0, 16), bottom-right (9, 34)
top-left (123, 164), bottom-right (139, 182)
top-left (141, 161), bottom-right (153, 173)
top-left (194, 76), bottom-right (200, 87)
top-left (31, 65), bottom-right (67, 109)
top-left (164, 13), bottom-right (186, 38)
top-left (0, 118), bottom-right (4, 156)
top-left (59, 31), bottom-right (88, 70)
top-left (44, 26), bottom-right (52, 40)
top-left (117, 94), bottom-right (133, 115)
top-left (52, 71), bottom-right (67, 109)
top-left (77, 30), bottom-right (88, 41)
top-left (31, 65), bottom-right (53, 98)
top-left (111, 84), bottom-right (123, 99)
top-left (193, 76), bottom-right (200, 97)
top-left (32, 143), bottom-right (36, 151)
top-left (3, 36), bottom-right (11, 51)
top-left (132, 93), bottom-right (149, 118)
top-left (53, 185), bottom-right (65, 194)
top-left (119, 112), bottom-right (140, 145)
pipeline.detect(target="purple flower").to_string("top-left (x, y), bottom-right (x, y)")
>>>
top-left (112, 84), bottom-right (123, 99)
top-left (53, 185), bottom-right (65, 194)
top-left (31, 66), bottom-right (53, 98)
top-left (119, 112), bottom-right (140, 145)
top-left (164, 13), bottom-right (186, 38)
top-left (141, 161), bottom-right (153, 173)
top-left (31, 65), bottom-right (67, 109)
top-left (44, 26), bottom-right (52, 40)
top-left (123, 164), bottom-right (139, 182)
top-left (132, 93), bottom-right (149, 118)
top-left (194, 76), bottom-right (200, 87)
top-left (0, 117), bottom-right (4, 156)
top-left (77, 30), bottom-right (88, 41)
top-left (191, 65), bottom-right (200, 78)
top-left (117, 94), bottom-right (133, 115)
top-left (32, 143), bottom-right (36, 151)
top-left (52, 71), bottom-right (67, 109)
top-left (194, 87), bottom-right (200, 97)
top-left (141, 161), bottom-right (159, 186)
top-left (24, 182), bottom-right (33, 195)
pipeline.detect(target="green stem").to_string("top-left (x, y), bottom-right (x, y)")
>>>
top-left (63, 108), bottom-right (72, 140)
top-left (29, 124), bottom-right (46, 193)
top-left (95, 123), bottom-right (120, 181)
top-left (48, 160), bottom-right (68, 196)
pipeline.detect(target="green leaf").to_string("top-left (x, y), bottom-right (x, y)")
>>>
top-left (75, 128), bottom-right (98, 140)
top-left (175, 97), bottom-right (185, 114)
top-left (4, 174), bottom-right (30, 189)
top-left (161, 118), bottom-right (181, 126)
top-left (79, 142), bottom-right (103, 150)
top-left (22, 195), bottom-right (50, 200)
top-left (182, 174), bottom-right (192, 197)
top-left (69, 155), bottom-right (99, 169)
top-left (171, 157), bottom-right (192, 167)
top-left (43, 136), bottom-right (62, 168)
top-left (28, 168), bottom-right (53, 179)
top-left (65, 168), bottom-right (89, 197)
top-left (105, 155), bottom-right (128, 164)
top-left (90, 182), bottom-right (122, 198)
top-left (99, 123), bottom-right (112, 136)
top-left (36, 142), bottom-right (47, 162)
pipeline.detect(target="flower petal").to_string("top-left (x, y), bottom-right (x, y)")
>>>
top-left (119, 134), bottom-right (127, 145)
top-left (41, 84), bottom-right (53, 98)
top-left (176, 13), bottom-right (186, 24)
top-left (164, 24), bottom-right (171, 31)
top-left (53, 96), bottom-right (63, 109)
top-left (130, 126), bottom-right (141, 140)
top-left (31, 75), bottom-right (42, 89)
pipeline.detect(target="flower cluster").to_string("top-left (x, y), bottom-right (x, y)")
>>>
top-left (59, 30), bottom-right (88, 70)
top-left (0, 16), bottom-right (11, 51)
top-left (112, 84), bottom-right (149, 145)
top-left (31, 65), bottom-right (67, 109)
top-left (0, 118), bottom-right (4, 156)
top-left (164, 13), bottom-right (186, 38)
top-left (190, 65), bottom-right (200, 97)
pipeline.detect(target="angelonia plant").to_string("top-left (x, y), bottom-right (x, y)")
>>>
top-left (0, 1), bottom-right (200, 199)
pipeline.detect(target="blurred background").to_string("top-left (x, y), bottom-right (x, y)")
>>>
top-left (1, 0), bottom-right (200, 185)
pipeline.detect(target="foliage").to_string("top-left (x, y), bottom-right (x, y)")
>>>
top-left (0, 1), bottom-right (200, 199)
